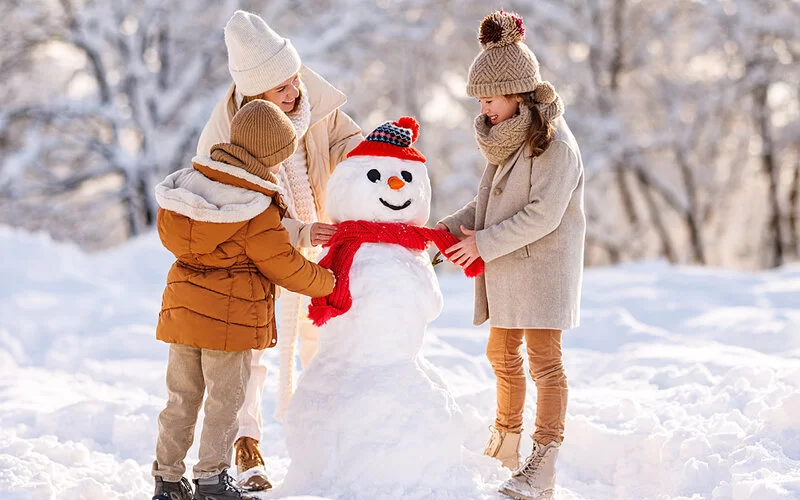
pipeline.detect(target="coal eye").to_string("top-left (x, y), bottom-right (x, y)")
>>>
top-left (367, 169), bottom-right (381, 183)
top-left (401, 171), bottom-right (413, 183)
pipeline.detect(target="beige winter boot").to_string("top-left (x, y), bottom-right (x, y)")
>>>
top-left (234, 437), bottom-right (272, 492)
top-left (483, 426), bottom-right (522, 470)
top-left (499, 440), bottom-right (560, 500)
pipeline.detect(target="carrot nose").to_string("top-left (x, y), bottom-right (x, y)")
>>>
top-left (388, 176), bottom-right (405, 190)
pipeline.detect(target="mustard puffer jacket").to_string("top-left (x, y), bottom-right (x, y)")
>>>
top-left (154, 156), bottom-right (334, 351)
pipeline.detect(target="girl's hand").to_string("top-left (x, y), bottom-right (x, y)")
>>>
top-left (310, 223), bottom-right (337, 246)
top-left (434, 222), bottom-right (450, 232)
top-left (445, 226), bottom-right (480, 268)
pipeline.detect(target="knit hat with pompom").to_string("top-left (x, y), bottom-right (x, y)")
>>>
top-left (346, 116), bottom-right (426, 163)
top-left (467, 11), bottom-right (540, 97)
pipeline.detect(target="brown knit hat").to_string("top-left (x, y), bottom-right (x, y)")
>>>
top-left (221, 99), bottom-right (297, 180)
top-left (467, 11), bottom-right (540, 97)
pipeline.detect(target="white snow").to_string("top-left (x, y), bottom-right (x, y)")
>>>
top-left (1, 225), bottom-right (799, 499)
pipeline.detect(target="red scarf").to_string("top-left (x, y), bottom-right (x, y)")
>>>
top-left (307, 220), bottom-right (485, 326)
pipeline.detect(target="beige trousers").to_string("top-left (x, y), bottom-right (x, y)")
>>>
top-left (152, 344), bottom-right (251, 481)
top-left (486, 328), bottom-right (568, 444)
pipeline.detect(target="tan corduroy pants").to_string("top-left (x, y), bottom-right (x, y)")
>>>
top-left (486, 328), bottom-right (568, 444)
top-left (152, 344), bottom-right (251, 481)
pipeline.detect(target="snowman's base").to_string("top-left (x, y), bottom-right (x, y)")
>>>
top-left (282, 356), bottom-right (466, 494)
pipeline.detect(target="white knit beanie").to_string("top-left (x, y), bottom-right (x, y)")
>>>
top-left (223, 10), bottom-right (302, 97)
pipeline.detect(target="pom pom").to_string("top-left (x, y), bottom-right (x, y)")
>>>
top-left (478, 10), bottom-right (525, 49)
top-left (394, 116), bottom-right (420, 143)
top-left (534, 81), bottom-right (557, 105)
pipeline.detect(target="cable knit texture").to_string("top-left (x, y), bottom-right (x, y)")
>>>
top-left (210, 99), bottom-right (297, 180)
top-left (474, 89), bottom-right (565, 166)
top-left (474, 104), bottom-right (533, 165)
top-left (307, 221), bottom-right (485, 326)
top-left (274, 82), bottom-right (320, 421)
top-left (468, 11), bottom-right (539, 98)
top-left (277, 82), bottom-right (316, 224)
top-left (533, 81), bottom-right (565, 123)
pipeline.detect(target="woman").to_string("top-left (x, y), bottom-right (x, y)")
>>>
top-left (196, 10), bottom-right (362, 491)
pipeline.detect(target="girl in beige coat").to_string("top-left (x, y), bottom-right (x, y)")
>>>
top-left (196, 10), bottom-right (362, 492)
top-left (439, 11), bottom-right (585, 500)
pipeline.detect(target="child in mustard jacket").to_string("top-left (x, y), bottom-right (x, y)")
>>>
top-left (151, 100), bottom-right (334, 500)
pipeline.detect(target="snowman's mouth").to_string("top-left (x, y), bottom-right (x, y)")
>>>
top-left (379, 198), bottom-right (412, 211)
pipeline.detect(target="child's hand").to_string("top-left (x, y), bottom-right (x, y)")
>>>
top-left (434, 222), bottom-right (450, 232)
top-left (446, 226), bottom-right (480, 268)
top-left (311, 223), bottom-right (337, 246)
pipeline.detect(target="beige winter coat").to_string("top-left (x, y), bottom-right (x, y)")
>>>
top-left (440, 117), bottom-right (585, 330)
top-left (196, 66), bottom-right (363, 244)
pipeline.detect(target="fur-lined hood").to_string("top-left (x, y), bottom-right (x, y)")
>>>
top-left (155, 155), bottom-right (284, 224)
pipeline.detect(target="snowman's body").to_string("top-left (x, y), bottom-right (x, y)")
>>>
top-left (312, 242), bottom-right (442, 364)
top-left (282, 129), bottom-right (466, 494)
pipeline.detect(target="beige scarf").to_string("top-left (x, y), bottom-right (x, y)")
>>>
top-left (474, 83), bottom-right (565, 165)
top-left (474, 104), bottom-right (534, 165)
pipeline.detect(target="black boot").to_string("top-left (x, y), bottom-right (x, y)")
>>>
top-left (193, 469), bottom-right (253, 500)
top-left (153, 476), bottom-right (193, 500)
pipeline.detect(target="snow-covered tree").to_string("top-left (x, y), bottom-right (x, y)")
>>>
top-left (1, 0), bottom-right (236, 247)
top-left (2, 0), bottom-right (798, 268)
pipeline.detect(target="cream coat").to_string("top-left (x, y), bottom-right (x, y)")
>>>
top-left (196, 66), bottom-right (363, 244)
top-left (440, 117), bottom-right (585, 329)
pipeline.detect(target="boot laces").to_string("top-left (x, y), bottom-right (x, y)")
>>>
top-left (517, 446), bottom-right (546, 481)
top-left (220, 470), bottom-right (240, 492)
top-left (157, 477), bottom-right (191, 499)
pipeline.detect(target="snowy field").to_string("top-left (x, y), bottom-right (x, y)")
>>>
top-left (1, 225), bottom-right (799, 500)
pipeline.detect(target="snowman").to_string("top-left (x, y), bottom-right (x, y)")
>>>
top-left (281, 117), bottom-right (483, 497)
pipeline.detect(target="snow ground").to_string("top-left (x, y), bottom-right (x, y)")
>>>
top-left (1, 226), bottom-right (798, 499)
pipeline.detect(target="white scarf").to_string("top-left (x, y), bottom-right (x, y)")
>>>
top-left (277, 83), bottom-right (317, 224)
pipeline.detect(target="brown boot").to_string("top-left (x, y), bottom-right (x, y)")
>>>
top-left (234, 437), bottom-right (272, 492)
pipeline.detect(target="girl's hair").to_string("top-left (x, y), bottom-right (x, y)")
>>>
top-left (517, 91), bottom-right (553, 157)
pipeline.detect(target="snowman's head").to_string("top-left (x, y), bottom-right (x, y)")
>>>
top-left (325, 117), bottom-right (431, 226)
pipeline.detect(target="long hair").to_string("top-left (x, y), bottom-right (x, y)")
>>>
top-left (517, 91), bottom-right (553, 158)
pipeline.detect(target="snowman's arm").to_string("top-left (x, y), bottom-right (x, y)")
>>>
top-left (326, 108), bottom-right (364, 171)
top-left (246, 208), bottom-right (335, 298)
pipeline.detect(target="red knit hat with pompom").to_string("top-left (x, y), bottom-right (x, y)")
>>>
top-left (346, 116), bottom-right (426, 163)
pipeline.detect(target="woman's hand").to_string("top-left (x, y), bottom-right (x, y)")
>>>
top-left (310, 222), bottom-right (337, 246)
top-left (445, 226), bottom-right (480, 268)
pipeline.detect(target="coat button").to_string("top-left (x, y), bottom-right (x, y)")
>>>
top-left (493, 187), bottom-right (503, 196)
